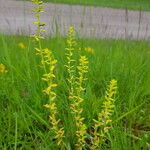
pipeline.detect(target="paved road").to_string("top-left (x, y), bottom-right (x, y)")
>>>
top-left (1, 0), bottom-right (150, 39)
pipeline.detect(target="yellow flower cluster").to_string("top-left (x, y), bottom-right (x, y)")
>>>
top-left (41, 48), bottom-right (65, 146)
top-left (18, 42), bottom-right (26, 49)
top-left (76, 56), bottom-right (88, 94)
top-left (32, 0), bottom-right (45, 41)
top-left (84, 47), bottom-right (94, 54)
top-left (92, 79), bottom-right (117, 149)
top-left (74, 56), bottom-right (88, 149)
top-left (65, 26), bottom-right (76, 97)
top-left (37, 48), bottom-right (65, 146)
top-left (0, 64), bottom-right (7, 74)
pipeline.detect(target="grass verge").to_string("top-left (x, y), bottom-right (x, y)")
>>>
top-left (0, 34), bottom-right (150, 149)
top-left (44, 0), bottom-right (150, 11)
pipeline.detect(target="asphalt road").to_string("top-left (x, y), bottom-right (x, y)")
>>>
top-left (1, 0), bottom-right (150, 39)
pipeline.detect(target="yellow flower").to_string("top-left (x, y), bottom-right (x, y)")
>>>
top-left (68, 26), bottom-right (75, 34)
top-left (18, 42), bottom-right (26, 49)
top-left (84, 47), bottom-right (94, 54)
top-left (0, 64), bottom-right (7, 74)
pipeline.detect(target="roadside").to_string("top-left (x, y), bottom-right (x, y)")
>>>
top-left (0, 0), bottom-right (150, 39)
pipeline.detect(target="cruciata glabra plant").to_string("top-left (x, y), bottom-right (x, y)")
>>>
top-left (65, 26), bottom-right (88, 149)
top-left (31, 0), bottom-right (118, 149)
top-left (32, 0), bottom-right (65, 148)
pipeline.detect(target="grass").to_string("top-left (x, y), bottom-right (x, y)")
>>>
top-left (0, 34), bottom-right (150, 149)
top-left (44, 0), bottom-right (150, 11)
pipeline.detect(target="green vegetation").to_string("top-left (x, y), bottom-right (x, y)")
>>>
top-left (46, 0), bottom-right (150, 11)
top-left (0, 0), bottom-right (150, 149)
top-left (0, 34), bottom-right (150, 149)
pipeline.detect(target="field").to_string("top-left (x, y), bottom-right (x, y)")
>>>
top-left (0, 34), bottom-right (150, 149)
top-left (46, 0), bottom-right (150, 11)
top-left (0, 0), bottom-right (150, 149)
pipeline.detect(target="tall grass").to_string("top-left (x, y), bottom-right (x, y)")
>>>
top-left (0, 34), bottom-right (150, 149)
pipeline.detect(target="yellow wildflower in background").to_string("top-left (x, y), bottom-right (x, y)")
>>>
top-left (18, 42), bottom-right (26, 49)
top-left (84, 47), bottom-right (94, 54)
top-left (0, 64), bottom-right (7, 74)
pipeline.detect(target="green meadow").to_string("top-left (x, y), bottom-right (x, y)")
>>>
top-left (46, 0), bottom-right (150, 11)
top-left (0, 34), bottom-right (150, 149)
